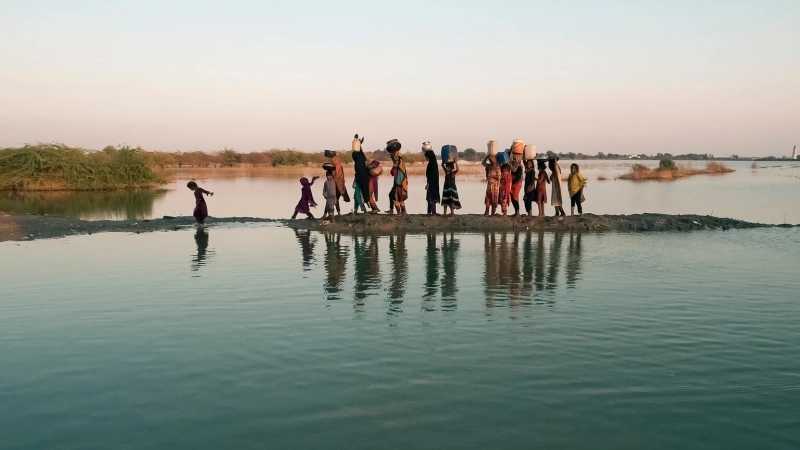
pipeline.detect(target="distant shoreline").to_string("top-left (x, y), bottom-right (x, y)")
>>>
top-left (2, 212), bottom-right (794, 243)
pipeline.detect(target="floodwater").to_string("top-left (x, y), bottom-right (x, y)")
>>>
top-left (1, 226), bottom-right (799, 449)
top-left (2, 160), bottom-right (799, 224)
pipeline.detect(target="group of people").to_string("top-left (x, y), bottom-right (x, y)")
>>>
top-left (482, 154), bottom-right (587, 219)
top-left (185, 136), bottom-right (588, 225)
top-left (289, 137), bottom-right (589, 221)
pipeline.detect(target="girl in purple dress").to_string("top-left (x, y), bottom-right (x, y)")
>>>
top-left (292, 176), bottom-right (319, 219)
top-left (187, 181), bottom-right (214, 224)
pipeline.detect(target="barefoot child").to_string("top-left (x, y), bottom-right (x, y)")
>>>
top-left (187, 181), bottom-right (214, 225)
top-left (291, 176), bottom-right (319, 219)
top-left (536, 160), bottom-right (550, 218)
top-left (441, 161), bottom-right (461, 216)
top-left (322, 171), bottom-right (337, 220)
top-left (499, 164), bottom-right (512, 216)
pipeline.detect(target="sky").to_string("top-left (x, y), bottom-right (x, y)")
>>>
top-left (0, 0), bottom-right (798, 156)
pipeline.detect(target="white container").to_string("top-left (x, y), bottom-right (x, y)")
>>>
top-left (352, 138), bottom-right (362, 152)
top-left (422, 142), bottom-right (432, 152)
top-left (487, 140), bottom-right (498, 156)
top-left (524, 144), bottom-right (536, 160)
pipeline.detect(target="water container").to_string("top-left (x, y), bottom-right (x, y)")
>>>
top-left (524, 144), bottom-right (536, 160)
top-left (386, 139), bottom-right (401, 153)
top-left (352, 138), bottom-right (362, 152)
top-left (511, 139), bottom-right (524, 155)
top-left (369, 165), bottom-right (383, 176)
top-left (422, 142), bottom-right (432, 152)
top-left (496, 152), bottom-right (510, 165)
top-left (324, 150), bottom-right (336, 158)
top-left (441, 145), bottom-right (458, 163)
top-left (322, 162), bottom-right (336, 171)
top-left (487, 140), bottom-right (498, 156)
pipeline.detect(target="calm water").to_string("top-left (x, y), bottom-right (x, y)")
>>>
top-left (2, 226), bottom-right (799, 449)
top-left (2, 160), bottom-right (799, 224)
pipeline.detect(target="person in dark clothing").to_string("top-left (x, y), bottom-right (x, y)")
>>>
top-left (187, 181), bottom-right (214, 224)
top-left (291, 176), bottom-right (319, 219)
top-left (352, 150), bottom-right (379, 213)
top-left (424, 150), bottom-right (440, 215)
top-left (510, 161), bottom-right (524, 217)
top-left (523, 160), bottom-right (536, 216)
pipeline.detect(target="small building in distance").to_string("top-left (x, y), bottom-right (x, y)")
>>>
top-left (627, 154), bottom-right (642, 159)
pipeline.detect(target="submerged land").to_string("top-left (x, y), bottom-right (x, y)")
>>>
top-left (1, 212), bottom-right (793, 243)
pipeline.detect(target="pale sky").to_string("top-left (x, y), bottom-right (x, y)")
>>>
top-left (1, 0), bottom-right (798, 156)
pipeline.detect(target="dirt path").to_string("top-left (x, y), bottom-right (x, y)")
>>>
top-left (1, 212), bottom-right (794, 243)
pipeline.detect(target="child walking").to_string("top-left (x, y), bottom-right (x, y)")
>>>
top-left (523, 160), bottom-right (536, 216)
top-left (291, 176), bottom-right (319, 219)
top-left (568, 163), bottom-right (587, 216)
top-left (187, 181), bottom-right (214, 225)
top-left (322, 171), bottom-right (338, 220)
top-left (498, 164), bottom-right (512, 216)
top-left (536, 160), bottom-right (550, 218)
top-left (441, 161), bottom-right (461, 215)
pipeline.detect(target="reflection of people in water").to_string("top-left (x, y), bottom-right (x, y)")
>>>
top-left (293, 229), bottom-right (316, 272)
top-left (353, 234), bottom-right (381, 313)
top-left (546, 232), bottom-right (564, 291)
top-left (423, 233), bottom-right (439, 311)
top-left (440, 233), bottom-right (459, 310)
top-left (566, 232), bottom-right (582, 289)
top-left (323, 233), bottom-right (348, 300)
top-left (388, 234), bottom-right (408, 312)
top-left (484, 232), bottom-right (499, 307)
top-left (191, 228), bottom-right (211, 272)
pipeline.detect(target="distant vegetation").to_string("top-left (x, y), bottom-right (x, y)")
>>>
top-left (620, 160), bottom-right (734, 181)
top-left (0, 144), bottom-right (165, 191)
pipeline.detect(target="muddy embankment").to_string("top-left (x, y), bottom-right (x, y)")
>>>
top-left (1, 212), bottom-right (796, 243)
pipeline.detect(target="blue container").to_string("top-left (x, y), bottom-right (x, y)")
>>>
top-left (496, 151), bottom-right (510, 165)
top-left (441, 145), bottom-right (458, 163)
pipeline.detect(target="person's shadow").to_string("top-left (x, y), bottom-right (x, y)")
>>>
top-left (191, 228), bottom-right (212, 273)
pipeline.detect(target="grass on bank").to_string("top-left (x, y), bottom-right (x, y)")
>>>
top-left (0, 144), bottom-right (165, 190)
top-left (619, 159), bottom-right (734, 181)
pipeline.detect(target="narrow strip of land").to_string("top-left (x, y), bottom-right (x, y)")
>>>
top-left (1, 212), bottom-right (795, 242)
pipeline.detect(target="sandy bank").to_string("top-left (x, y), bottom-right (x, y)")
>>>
top-left (1, 212), bottom-right (795, 242)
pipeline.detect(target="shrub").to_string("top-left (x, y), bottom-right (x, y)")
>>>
top-left (659, 157), bottom-right (677, 171)
top-left (0, 143), bottom-right (165, 190)
top-left (270, 150), bottom-right (308, 167)
top-left (219, 148), bottom-right (241, 167)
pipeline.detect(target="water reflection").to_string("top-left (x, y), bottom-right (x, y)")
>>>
top-left (323, 233), bottom-right (348, 300)
top-left (353, 235), bottom-right (381, 314)
top-left (566, 232), bottom-right (583, 289)
top-left (423, 234), bottom-right (439, 312)
top-left (293, 229), bottom-right (316, 272)
top-left (0, 189), bottom-right (166, 220)
top-left (387, 234), bottom-right (408, 314)
top-left (307, 231), bottom-right (585, 315)
top-left (191, 228), bottom-right (213, 273)
top-left (440, 233), bottom-right (460, 311)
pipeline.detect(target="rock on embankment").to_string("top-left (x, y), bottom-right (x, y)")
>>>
top-left (285, 213), bottom-right (778, 233)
